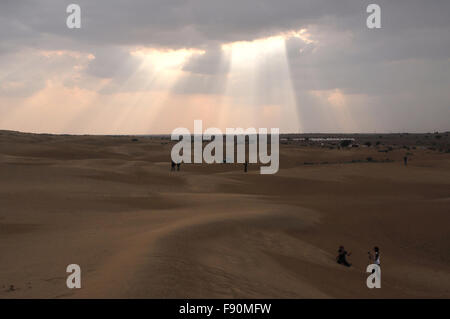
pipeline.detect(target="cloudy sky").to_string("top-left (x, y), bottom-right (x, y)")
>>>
top-left (0, 0), bottom-right (449, 134)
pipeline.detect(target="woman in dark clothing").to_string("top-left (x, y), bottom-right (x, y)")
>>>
top-left (336, 246), bottom-right (352, 267)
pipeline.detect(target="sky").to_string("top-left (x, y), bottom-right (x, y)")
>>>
top-left (0, 0), bottom-right (449, 134)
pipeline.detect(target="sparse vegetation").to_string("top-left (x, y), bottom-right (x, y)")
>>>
top-left (340, 140), bottom-right (352, 148)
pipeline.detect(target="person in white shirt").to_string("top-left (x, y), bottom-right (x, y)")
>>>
top-left (368, 246), bottom-right (381, 267)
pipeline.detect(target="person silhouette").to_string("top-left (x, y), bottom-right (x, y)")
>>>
top-left (336, 246), bottom-right (352, 267)
top-left (171, 160), bottom-right (176, 171)
top-left (244, 161), bottom-right (248, 172)
top-left (368, 246), bottom-right (381, 267)
top-left (404, 156), bottom-right (408, 166)
top-left (177, 162), bottom-right (181, 171)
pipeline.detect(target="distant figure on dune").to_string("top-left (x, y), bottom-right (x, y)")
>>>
top-left (177, 162), bottom-right (181, 171)
top-left (244, 161), bottom-right (248, 172)
top-left (171, 160), bottom-right (176, 171)
top-left (404, 156), bottom-right (408, 166)
top-left (368, 246), bottom-right (381, 267)
top-left (336, 246), bottom-right (352, 267)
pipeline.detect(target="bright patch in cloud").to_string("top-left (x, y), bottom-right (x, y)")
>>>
top-left (130, 48), bottom-right (205, 72)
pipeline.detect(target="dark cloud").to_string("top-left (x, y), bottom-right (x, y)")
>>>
top-left (3, 1), bottom-right (448, 50)
top-left (85, 47), bottom-right (141, 78)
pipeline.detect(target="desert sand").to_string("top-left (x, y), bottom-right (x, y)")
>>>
top-left (0, 130), bottom-right (449, 298)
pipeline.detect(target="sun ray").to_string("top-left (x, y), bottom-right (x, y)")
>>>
top-left (219, 32), bottom-right (302, 132)
top-left (94, 48), bottom-right (204, 133)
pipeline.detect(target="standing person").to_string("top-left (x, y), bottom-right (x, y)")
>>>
top-left (404, 155), bottom-right (408, 166)
top-left (336, 246), bottom-right (352, 267)
top-left (177, 162), bottom-right (181, 171)
top-left (244, 161), bottom-right (248, 173)
top-left (171, 160), bottom-right (176, 171)
top-left (368, 246), bottom-right (381, 267)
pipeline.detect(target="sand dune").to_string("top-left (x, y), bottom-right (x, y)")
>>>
top-left (0, 131), bottom-right (449, 298)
